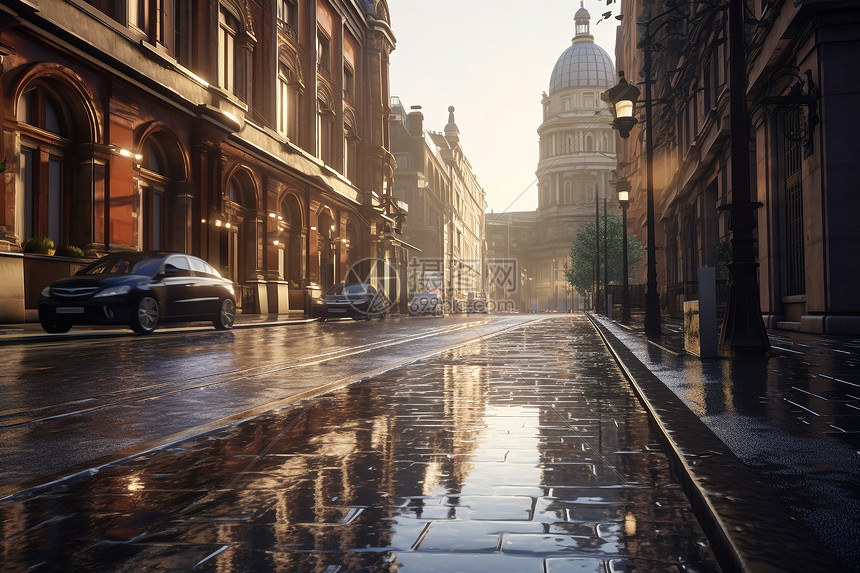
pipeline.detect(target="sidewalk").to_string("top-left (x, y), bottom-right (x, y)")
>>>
top-left (590, 312), bottom-right (860, 570)
top-left (0, 312), bottom-right (314, 345)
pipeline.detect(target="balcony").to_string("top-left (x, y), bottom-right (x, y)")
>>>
top-left (317, 62), bottom-right (331, 82)
top-left (278, 19), bottom-right (298, 43)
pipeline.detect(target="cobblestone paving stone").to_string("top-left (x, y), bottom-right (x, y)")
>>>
top-left (0, 316), bottom-right (720, 572)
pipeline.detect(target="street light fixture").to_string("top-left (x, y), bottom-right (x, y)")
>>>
top-left (617, 180), bottom-right (631, 324)
top-left (603, 72), bottom-right (660, 336)
top-left (600, 72), bottom-right (640, 139)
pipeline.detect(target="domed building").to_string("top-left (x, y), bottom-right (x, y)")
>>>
top-left (533, 4), bottom-right (619, 311)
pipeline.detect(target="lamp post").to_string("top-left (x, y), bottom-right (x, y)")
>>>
top-left (601, 71), bottom-right (660, 335)
top-left (594, 177), bottom-right (601, 314)
top-left (719, 0), bottom-right (771, 355)
top-left (617, 180), bottom-right (631, 324)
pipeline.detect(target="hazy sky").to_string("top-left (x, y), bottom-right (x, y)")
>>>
top-left (388, 0), bottom-right (619, 215)
top-left (389, 0), bottom-right (618, 213)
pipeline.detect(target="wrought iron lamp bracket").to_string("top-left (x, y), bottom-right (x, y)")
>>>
top-left (759, 69), bottom-right (819, 157)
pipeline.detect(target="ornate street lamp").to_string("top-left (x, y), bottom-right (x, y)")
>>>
top-left (603, 72), bottom-right (660, 336)
top-left (617, 180), bottom-right (631, 324)
top-left (600, 72), bottom-right (640, 139)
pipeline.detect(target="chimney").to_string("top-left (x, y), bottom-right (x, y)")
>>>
top-left (407, 105), bottom-right (424, 136)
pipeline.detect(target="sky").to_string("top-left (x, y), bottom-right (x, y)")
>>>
top-left (387, 0), bottom-right (620, 215)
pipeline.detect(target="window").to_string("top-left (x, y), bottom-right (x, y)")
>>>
top-left (317, 30), bottom-right (331, 80)
top-left (344, 119), bottom-right (358, 180)
top-left (219, 5), bottom-right (239, 95)
top-left (343, 62), bottom-right (355, 103)
top-left (130, 0), bottom-right (165, 44)
top-left (277, 0), bottom-right (297, 37)
top-left (563, 98), bottom-right (570, 111)
top-left (564, 179), bottom-right (572, 204)
top-left (784, 108), bottom-right (805, 295)
top-left (17, 88), bottom-right (70, 247)
top-left (317, 98), bottom-right (334, 164)
top-left (174, 0), bottom-right (192, 66)
top-left (583, 94), bottom-right (594, 109)
top-left (277, 65), bottom-right (290, 136)
top-left (140, 133), bottom-right (188, 252)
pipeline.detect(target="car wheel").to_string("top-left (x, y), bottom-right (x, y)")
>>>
top-left (40, 321), bottom-right (71, 334)
top-left (213, 298), bottom-right (236, 330)
top-left (131, 296), bottom-right (159, 334)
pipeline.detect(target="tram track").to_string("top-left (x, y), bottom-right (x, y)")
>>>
top-left (0, 319), bottom-right (496, 429)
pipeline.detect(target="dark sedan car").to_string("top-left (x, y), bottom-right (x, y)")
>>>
top-left (315, 282), bottom-right (389, 321)
top-left (39, 252), bottom-right (236, 334)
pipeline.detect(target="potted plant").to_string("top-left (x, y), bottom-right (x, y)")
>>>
top-left (23, 236), bottom-right (55, 256)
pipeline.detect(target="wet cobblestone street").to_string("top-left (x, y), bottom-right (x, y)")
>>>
top-left (0, 316), bottom-right (719, 572)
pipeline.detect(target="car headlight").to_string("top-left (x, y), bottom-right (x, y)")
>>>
top-left (41, 286), bottom-right (51, 297)
top-left (93, 285), bottom-right (132, 298)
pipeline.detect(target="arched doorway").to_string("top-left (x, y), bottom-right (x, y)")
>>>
top-left (317, 209), bottom-right (335, 290)
top-left (223, 170), bottom-right (257, 285)
top-left (279, 193), bottom-right (303, 286)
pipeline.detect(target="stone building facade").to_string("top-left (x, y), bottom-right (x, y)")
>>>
top-left (613, 0), bottom-right (860, 334)
top-left (390, 99), bottom-right (487, 309)
top-left (0, 0), bottom-right (400, 322)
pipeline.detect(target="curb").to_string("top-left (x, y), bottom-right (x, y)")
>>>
top-left (587, 313), bottom-right (847, 572)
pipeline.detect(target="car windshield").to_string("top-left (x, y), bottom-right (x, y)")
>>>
top-left (326, 283), bottom-right (371, 296)
top-left (80, 254), bottom-right (166, 277)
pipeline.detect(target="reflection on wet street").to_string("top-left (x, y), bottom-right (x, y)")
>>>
top-left (0, 317), bottom-right (718, 572)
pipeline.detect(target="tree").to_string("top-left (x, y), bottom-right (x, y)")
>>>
top-left (565, 217), bottom-right (644, 297)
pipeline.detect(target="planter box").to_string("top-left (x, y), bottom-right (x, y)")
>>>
top-left (24, 254), bottom-right (89, 309)
top-left (0, 253), bottom-right (25, 322)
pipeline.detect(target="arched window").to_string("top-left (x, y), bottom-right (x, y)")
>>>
top-left (139, 131), bottom-right (188, 252)
top-left (16, 80), bottom-right (94, 249)
top-left (586, 134), bottom-right (594, 152)
top-left (563, 178), bottom-right (573, 204)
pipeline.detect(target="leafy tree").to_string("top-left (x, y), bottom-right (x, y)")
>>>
top-left (565, 217), bottom-right (644, 297)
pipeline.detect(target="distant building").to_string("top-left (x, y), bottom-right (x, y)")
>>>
top-left (390, 99), bottom-right (487, 309)
top-left (487, 5), bottom-right (619, 313)
top-left (0, 0), bottom-right (401, 322)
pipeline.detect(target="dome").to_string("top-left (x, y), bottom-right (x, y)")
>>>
top-left (549, 43), bottom-right (615, 93)
top-left (549, 5), bottom-right (616, 94)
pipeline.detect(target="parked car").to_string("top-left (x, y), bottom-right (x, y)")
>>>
top-left (466, 293), bottom-right (489, 314)
top-left (38, 251), bottom-right (236, 334)
top-left (409, 293), bottom-right (443, 316)
top-left (316, 282), bottom-right (389, 321)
